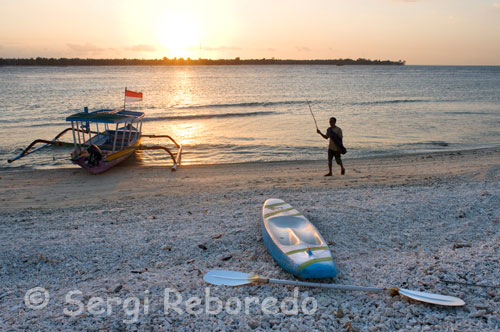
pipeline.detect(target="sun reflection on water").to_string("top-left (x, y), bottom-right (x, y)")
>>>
top-left (137, 69), bottom-right (210, 166)
top-left (170, 70), bottom-right (197, 108)
top-left (140, 120), bottom-right (205, 167)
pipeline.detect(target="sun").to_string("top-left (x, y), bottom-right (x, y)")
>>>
top-left (158, 14), bottom-right (200, 59)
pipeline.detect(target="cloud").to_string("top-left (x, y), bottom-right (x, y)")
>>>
top-left (252, 47), bottom-right (276, 52)
top-left (66, 43), bottom-right (107, 54)
top-left (124, 44), bottom-right (157, 52)
top-left (328, 47), bottom-right (342, 53)
top-left (202, 45), bottom-right (242, 51)
top-left (253, 48), bottom-right (276, 52)
top-left (296, 46), bottom-right (312, 52)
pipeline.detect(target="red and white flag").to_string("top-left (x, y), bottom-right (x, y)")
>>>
top-left (125, 89), bottom-right (143, 102)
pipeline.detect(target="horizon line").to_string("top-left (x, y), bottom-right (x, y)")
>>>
top-left (1, 57), bottom-right (405, 66)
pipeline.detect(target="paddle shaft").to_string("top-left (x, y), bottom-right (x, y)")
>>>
top-left (306, 101), bottom-right (319, 130)
top-left (204, 270), bottom-right (465, 306)
top-left (266, 278), bottom-right (386, 293)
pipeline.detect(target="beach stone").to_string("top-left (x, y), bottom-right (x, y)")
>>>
top-left (247, 319), bottom-right (259, 329)
top-left (9, 305), bottom-right (20, 312)
top-left (384, 308), bottom-right (395, 317)
top-left (469, 310), bottom-right (487, 318)
top-left (392, 301), bottom-right (403, 310)
top-left (317, 294), bottom-right (330, 306)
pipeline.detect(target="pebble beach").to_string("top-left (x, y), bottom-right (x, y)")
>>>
top-left (0, 147), bottom-right (499, 331)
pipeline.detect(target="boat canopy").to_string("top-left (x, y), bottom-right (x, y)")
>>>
top-left (66, 109), bottom-right (144, 124)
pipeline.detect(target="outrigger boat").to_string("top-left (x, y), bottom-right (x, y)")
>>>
top-left (8, 90), bottom-right (182, 174)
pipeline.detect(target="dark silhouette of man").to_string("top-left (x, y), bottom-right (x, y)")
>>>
top-left (317, 117), bottom-right (345, 176)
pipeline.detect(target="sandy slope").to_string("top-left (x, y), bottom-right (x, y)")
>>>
top-left (0, 148), bottom-right (499, 331)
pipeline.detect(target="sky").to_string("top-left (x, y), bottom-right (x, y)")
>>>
top-left (1, 0), bottom-right (499, 65)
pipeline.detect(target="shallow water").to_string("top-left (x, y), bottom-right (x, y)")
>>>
top-left (1, 65), bottom-right (499, 169)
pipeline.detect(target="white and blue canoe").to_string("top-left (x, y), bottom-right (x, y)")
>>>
top-left (261, 198), bottom-right (337, 279)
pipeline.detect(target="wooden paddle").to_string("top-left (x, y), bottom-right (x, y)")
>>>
top-left (204, 270), bottom-right (465, 306)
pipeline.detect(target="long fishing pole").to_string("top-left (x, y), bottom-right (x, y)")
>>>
top-left (306, 100), bottom-right (319, 130)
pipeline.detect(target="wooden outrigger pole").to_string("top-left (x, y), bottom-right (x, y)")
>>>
top-left (140, 134), bottom-right (183, 170)
top-left (8, 127), bottom-right (97, 163)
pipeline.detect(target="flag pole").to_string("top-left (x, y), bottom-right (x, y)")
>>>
top-left (123, 87), bottom-right (127, 110)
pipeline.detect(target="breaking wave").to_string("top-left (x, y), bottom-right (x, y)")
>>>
top-left (144, 111), bottom-right (279, 122)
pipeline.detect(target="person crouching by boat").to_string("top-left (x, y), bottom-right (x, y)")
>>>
top-left (317, 117), bottom-right (346, 176)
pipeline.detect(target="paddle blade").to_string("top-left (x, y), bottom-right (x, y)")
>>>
top-left (398, 288), bottom-right (465, 306)
top-left (204, 270), bottom-right (258, 286)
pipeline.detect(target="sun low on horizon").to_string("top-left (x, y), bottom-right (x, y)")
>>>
top-left (155, 12), bottom-right (201, 59)
top-left (1, 0), bottom-right (500, 65)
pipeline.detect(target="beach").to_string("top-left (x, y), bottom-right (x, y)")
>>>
top-left (0, 147), bottom-right (499, 331)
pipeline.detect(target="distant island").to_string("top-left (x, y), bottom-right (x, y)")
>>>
top-left (0, 57), bottom-right (405, 66)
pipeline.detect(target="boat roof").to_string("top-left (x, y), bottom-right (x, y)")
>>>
top-left (66, 109), bottom-right (145, 123)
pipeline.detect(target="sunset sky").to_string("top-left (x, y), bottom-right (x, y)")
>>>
top-left (1, 0), bottom-right (499, 65)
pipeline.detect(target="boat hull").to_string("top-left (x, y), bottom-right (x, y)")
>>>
top-left (72, 151), bottom-right (134, 174)
top-left (71, 135), bottom-right (141, 174)
top-left (261, 198), bottom-right (337, 279)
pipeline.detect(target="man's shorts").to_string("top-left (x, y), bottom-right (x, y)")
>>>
top-left (328, 149), bottom-right (342, 165)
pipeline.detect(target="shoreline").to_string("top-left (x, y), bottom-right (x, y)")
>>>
top-left (2, 144), bottom-right (498, 172)
top-left (1, 146), bottom-right (499, 212)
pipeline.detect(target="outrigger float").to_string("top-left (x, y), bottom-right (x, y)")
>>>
top-left (8, 90), bottom-right (182, 174)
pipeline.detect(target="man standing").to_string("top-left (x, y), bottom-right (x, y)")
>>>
top-left (317, 117), bottom-right (346, 176)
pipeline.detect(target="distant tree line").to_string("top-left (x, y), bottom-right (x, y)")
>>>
top-left (0, 57), bottom-right (405, 66)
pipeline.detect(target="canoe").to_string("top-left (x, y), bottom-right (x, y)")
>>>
top-left (261, 198), bottom-right (337, 279)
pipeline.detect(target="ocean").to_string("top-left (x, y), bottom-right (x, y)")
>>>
top-left (1, 65), bottom-right (499, 170)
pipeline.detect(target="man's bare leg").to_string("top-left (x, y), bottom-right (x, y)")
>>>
top-left (325, 162), bottom-right (333, 176)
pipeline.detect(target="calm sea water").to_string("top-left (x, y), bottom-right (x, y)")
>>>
top-left (1, 65), bottom-right (499, 169)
